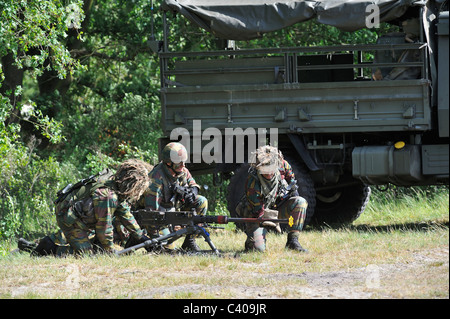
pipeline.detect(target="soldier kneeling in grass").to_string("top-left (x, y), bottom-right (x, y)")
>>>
top-left (236, 145), bottom-right (308, 253)
top-left (18, 159), bottom-right (152, 256)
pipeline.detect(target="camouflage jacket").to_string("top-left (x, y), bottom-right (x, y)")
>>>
top-left (140, 162), bottom-right (199, 210)
top-left (245, 159), bottom-right (296, 217)
top-left (89, 187), bottom-right (143, 250)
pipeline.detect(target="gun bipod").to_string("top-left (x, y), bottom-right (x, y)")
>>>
top-left (116, 223), bottom-right (220, 256)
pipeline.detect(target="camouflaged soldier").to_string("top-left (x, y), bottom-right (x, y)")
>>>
top-left (139, 142), bottom-right (207, 252)
top-left (19, 159), bottom-right (152, 256)
top-left (236, 145), bottom-right (308, 252)
top-left (18, 216), bottom-right (135, 256)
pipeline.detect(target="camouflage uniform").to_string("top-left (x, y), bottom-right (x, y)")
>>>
top-left (140, 163), bottom-right (207, 214)
top-left (56, 180), bottom-right (144, 254)
top-left (237, 158), bottom-right (308, 252)
top-left (17, 159), bottom-right (151, 256)
top-left (138, 142), bottom-right (207, 251)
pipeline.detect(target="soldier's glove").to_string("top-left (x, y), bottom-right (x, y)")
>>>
top-left (184, 186), bottom-right (198, 206)
top-left (261, 209), bottom-right (282, 233)
top-left (124, 233), bottom-right (151, 249)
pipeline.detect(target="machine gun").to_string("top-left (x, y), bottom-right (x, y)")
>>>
top-left (116, 210), bottom-right (293, 256)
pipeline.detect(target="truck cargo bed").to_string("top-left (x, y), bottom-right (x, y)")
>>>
top-left (161, 79), bottom-right (431, 134)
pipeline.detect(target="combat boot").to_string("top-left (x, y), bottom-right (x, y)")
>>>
top-left (18, 238), bottom-right (37, 253)
top-left (181, 235), bottom-right (201, 252)
top-left (244, 237), bottom-right (258, 252)
top-left (285, 232), bottom-right (308, 252)
top-left (32, 236), bottom-right (58, 256)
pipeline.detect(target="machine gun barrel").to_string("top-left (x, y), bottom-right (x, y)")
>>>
top-left (132, 209), bottom-right (293, 228)
top-left (193, 215), bottom-right (290, 225)
top-left (116, 210), bottom-right (293, 256)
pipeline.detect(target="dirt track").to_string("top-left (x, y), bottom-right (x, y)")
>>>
top-left (133, 247), bottom-right (449, 299)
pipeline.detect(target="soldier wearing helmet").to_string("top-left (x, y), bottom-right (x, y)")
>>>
top-left (236, 145), bottom-right (308, 252)
top-left (140, 142), bottom-right (208, 252)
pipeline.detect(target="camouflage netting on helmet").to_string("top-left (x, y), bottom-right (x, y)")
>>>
top-left (249, 145), bottom-right (283, 174)
top-left (113, 159), bottom-right (153, 203)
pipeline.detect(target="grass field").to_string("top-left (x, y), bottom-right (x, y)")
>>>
top-left (0, 189), bottom-right (448, 299)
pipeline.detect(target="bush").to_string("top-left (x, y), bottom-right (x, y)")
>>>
top-left (0, 134), bottom-right (80, 239)
top-left (59, 92), bottom-right (161, 169)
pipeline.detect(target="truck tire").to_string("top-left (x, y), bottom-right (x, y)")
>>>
top-left (312, 182), bottom-right (371, 226)
top-left (226, 163), bottom-right (251, 231)
top-left (283, 155), bottom-right (316, 226)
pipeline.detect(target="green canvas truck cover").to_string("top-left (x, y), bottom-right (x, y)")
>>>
top-left (162, 0), bottom-right (424, 40)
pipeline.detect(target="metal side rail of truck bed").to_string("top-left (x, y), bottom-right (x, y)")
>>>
top-left (159, 43), bottom-right (431, 136)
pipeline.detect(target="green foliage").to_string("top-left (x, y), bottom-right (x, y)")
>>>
top-left (0, 129), bottom-right (24, 238)
top-left (59, 91), bottom-right (161, 169)
top-left (0, 0), bottom-right (164, 239)
top-left (0, 135), bottom-right (81, 238)
top-left (360, 185), bottom-right (450, 226)
top-left (0, 0), bottom-right (85, 239)
top-left (0, 0), bottom-right (84, 79)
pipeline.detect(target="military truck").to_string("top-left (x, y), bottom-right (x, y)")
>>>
top-left (151, 0), bottom-right (449, 225)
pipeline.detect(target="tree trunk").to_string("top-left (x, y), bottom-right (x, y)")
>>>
top-left (1, 53), bottom-right (24, 125)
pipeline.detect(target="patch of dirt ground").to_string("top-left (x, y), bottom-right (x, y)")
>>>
top-left (137, 247), bottom-right (449, 299)
top-left (5, 247), bottom-right (448, 299)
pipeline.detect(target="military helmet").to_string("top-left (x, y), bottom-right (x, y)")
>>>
top-left (162, 142), bottom-right (188, 164)
top-left (250, 145), bottom-right (282, 174)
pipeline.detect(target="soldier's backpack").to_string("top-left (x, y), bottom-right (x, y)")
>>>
top-left (54, 168), bottom-right (114, 205)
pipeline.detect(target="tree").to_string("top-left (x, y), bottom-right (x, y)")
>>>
top-left (1, 0), bottom-right (85, 140)
top-left (1, 0), bottom-right (163, 161)
top-left (0, 0), bottom-right (87, 238)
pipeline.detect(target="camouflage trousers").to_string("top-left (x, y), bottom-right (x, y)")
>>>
top-left (238, 196), bottom-right (308, 252)
top-left (56, 215), bottom-right (96, 254)
top-left (44, 229), bottom-right (95, 256)
top-left (42, 216), bottom-right (128, 256)
top-left (181, 194), bottom-right (208, 215)
top-left (55, 206), bottom-right (114, 255)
